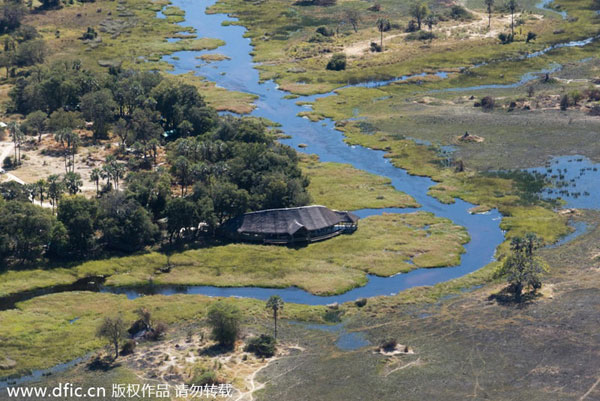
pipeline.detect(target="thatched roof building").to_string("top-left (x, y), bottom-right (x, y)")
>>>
top-left (222, 205), bottom-right (359, 245)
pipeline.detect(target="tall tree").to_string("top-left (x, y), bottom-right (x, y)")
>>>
top-left (81, 89), bottom-right (116, 141)
top-left (497, 234), bottom-right (545, 302)
top-left (63, 171), bottom-right (83, 195)
top-left (90, 168), bottom-right (101, 196)
top-left (506, 0), bottom-right (517, 35)
top-left (266, 295), bottom-right (284, 340)
top-left (23, 110), bottom-right (47, 142)
top-left (410, 2), bottom-right (429, 30)
top-left (376, 18), bottom-right (390, 48)
top-left (34, 179), bottom-right (47, 206)
top-left (46, 173), bottom-right (64, 214)
top-left (485, 0), bottom-right (494, 28)
top-left (8, 121), bottom-right (23, 165)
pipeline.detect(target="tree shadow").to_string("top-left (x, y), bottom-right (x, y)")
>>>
top-left (488, 285), bottom-right (542, 307)
top-left (199, 343), bottom-right (233, 356)
top-left (87, 355), bottom-right (121, 372)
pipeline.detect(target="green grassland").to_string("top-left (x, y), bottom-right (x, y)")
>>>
top-left (300, 154), bottom-right (419, 209)
top-left (207, 0), bottom-right (599, 94)
top-left (0, 291), bottom-right (325, 378)
top-left (0, 212), bottom-right (469, 298)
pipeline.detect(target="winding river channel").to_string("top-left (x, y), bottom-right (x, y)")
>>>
top-left (100, 0), bottom-right (595, 305)
top-left (2, 0), bottom-right (599, 388)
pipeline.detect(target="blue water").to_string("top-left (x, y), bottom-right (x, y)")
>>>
top-left (94, 0), bottom-right (511, 306)
top-left (546, 221), bottom-right (588, 248)
top-left (97, 0), bottom-right (600, 305)
top-left (528, 156), bottom-right (600, 209)
top-left (536, 0), bottom-right (568, 19)
top-left (288, 322), bottom-right (370, 350)
top-left (0, 356), bottom-right (88, 390)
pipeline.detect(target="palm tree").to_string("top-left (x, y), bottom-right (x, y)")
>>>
top-left (425, 13), bottom-right (436, 31)
top-left (34, 179), bottom-right (47, 206)
top-left (266, 295), bottom-right (284, 339)
top-left (47, 174), bottom-right (64, 214)
top-left (485, 0), bottom-right (494, 28)
top-left (55, 129), bottom-right (79, 173)
top-left (8, 122), bottom-right (23, 166)
top-left (376, 18), bottom-right (391, 49)
top-left (63, 171), bottom-right (83, 195)
top-left (506, 0), bottom-right (518, 36)
top-left (90, 168), bottom-right (101, 196)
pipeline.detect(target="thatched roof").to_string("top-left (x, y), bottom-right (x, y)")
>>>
top-left (223, 205), bottom-right (359, 236)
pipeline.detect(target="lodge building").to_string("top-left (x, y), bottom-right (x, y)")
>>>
top-left (222, 205), bottom-right (359, 245)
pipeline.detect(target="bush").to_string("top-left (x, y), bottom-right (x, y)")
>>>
top-left (326, 53), bottom-right (346, 71)
top-left (560, 94), bottom-right (569, 110)
top-left (405, 19), bottom-right (418, 32)
top-left (146, 321), bottom-right (168, 341)
top-left (245, 334), bottom-right (276, 358)
top-left (448, 5), bottom-right (473, 20)
top-left (207, 302), bottom-right (241, 347)
top-left (481, 96), bottom-right (495, 111)
top-left (526, 31), bottom-right (537, 43)
top-left (498, 33), bottom-right (514, 44)
top-left (188, 365), bottom-right (221, 387)
top-left (569, 90), bottom-right (582, 106)
top-left (370, 42), bottom-right (382, 52)
top-left (381, 338), bottom-right (397, 352)
top-left (121, 339), bottom-right (136, 355)
top-left (308, 34), bottom-right (332, 43)
top-left (81, 27), bottom-right (97, 40)
top-left (355, 298), bottom-right (367, 307)
top-left (585, 87), bottom-right (600, 101)
top-left (406, 31), bottom-right (436, 41)
top-left (3, 156), bottom-right (12, 169)
top-left (316, 26), bottom-right (334, 37)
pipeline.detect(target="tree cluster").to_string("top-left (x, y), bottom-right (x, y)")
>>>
top-left (1, 68), bottom-right (310, 266)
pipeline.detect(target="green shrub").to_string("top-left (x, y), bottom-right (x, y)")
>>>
top-left (370, 42), bottom-right (382, 52)
top-left (316, 26), bottom-right (334, 37)
top-left (121, 339), bottom-right (136, 355)
top-left (498, 33), bottom-right (514, 44)
top-left (448, 5), bottom-right (473, 20)
top-left (481, 96), bottom-right (495, 111)
top-left (245, 334), bottom-right (276, 358)
top-left (188, 365), bottom-right (221, 387)
top-left (326, 53), bottom-right (346, 71)
top-left (355, 298), bottom-right (367, 307)
top-left (207, 302), bottom-right (241, 347)
top-left (3, 156), bottom-right (12, 169)
top-left (526, 31), bottom-right (537, 43)
top-left (406, 31), bottom-right (436, 41)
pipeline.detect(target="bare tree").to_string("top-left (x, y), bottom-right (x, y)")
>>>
top-left (345, 9), bottom-right (361, 32)
top-left (97, 316), bottom-right (127, 359)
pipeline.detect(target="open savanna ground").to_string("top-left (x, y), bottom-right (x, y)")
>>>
top-left (208, 0), bottom-right (599, 94)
